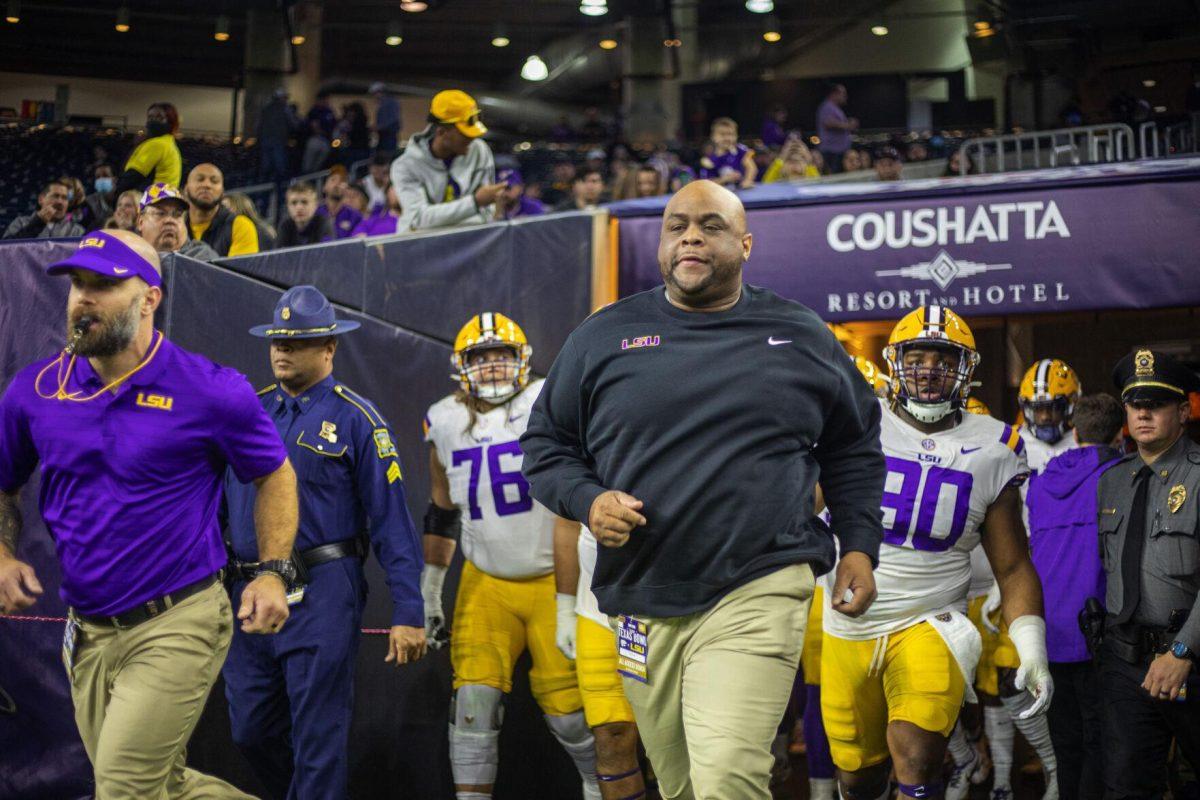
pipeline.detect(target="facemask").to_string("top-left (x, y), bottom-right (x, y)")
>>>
top-left (94, 177), bottom-right (114, 193)
top-left (146, 120), bottom-right (170, 137)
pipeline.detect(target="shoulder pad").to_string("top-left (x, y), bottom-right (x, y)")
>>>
top-left (256, 383), bottom-right (278, 396)
top-left (333, 384), bottom-right (384, 426)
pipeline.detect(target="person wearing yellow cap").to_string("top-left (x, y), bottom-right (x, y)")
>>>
top-left (390, 89), bottom-right (507, 232)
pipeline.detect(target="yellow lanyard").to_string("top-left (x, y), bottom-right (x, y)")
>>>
top-left (35, 330), bottom-right (165, 402)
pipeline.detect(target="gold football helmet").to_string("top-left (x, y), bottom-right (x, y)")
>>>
top-left (1018, 358), bottom-right (1080, 443)
top-left (965, 396), bottom-right (992, 416)
top-left (452, 312), bottom-right (532, 403)
top-left (883, 305), bottom-right (980, 423)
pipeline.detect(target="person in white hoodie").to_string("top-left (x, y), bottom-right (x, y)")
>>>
top-left (390, 89), bottom-right (506, 232)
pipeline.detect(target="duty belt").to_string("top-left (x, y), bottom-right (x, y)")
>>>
top-left (1103, 618), bottom-right (1179, 666)
top-left (226, 538), bottom-right (363, 583)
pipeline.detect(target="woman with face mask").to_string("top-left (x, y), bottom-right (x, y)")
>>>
top-left (76, 165), bottom-right (117, 229)
top-left (112, 103), bottom-right (183, 201)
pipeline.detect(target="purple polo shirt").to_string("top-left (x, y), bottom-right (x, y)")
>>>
top-left (817, 99), bottom-right (851, 154)
top-left (0, 333), bottom-right (287, 616)
top-left (699, 143), bottom-right (752, 181)
top-left (318, 204), bottom-right (364, 240)
top-left (351, 213), bottom-right (400, 237)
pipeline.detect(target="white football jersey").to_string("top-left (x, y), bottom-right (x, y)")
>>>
top-left (824, 399), bottom-right (1029, 640)
top-left (575, 527), bottom-right (610, 627)
top-left (424, 379), bottom-right (555, 579)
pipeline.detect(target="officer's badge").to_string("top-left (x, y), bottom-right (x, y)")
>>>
top-left (373, 428), bottom-right (397, 460)
top-left (319, 420), bottom-right (337, 443)
top-left (1168, 484), bottom-right (1187, 514)
top-left (1134, 349), bottom-right (1154, 377)
top-left (281, 306), bottom-right (292, 321)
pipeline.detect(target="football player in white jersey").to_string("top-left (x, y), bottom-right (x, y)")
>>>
top-left (553, 519), bottom-right (648, 800)
top-left (420, 313), bottom-right (600, 800)
top-left (1018, 359), bottom-right (1081, 477)
top-left (820, 306), bottom-right (1053, 800)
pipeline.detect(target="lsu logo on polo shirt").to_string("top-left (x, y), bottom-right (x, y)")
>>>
top-left (136, 392), bottom-right (174, 411)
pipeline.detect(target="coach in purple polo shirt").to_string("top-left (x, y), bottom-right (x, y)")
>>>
top-left (0, 229), bottom-right (299, 799)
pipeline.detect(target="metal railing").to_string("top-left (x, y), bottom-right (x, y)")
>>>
top-left (1138, 113), bottom-right (1200, 159)
top-left (958, 123), bottom-right (1136, 175)
top-left (232, 158), bottom-right (372, 226)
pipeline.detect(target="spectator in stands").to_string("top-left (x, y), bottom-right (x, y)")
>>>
top-left (345, 184), bottom-right (371, 218)
top-left (277, 182), bottom-right (334, 248)
top-left (841, 148), bottom-right (863, 173)
top-left (136, 182), bottom-right (218, 262)
top-left (874, 146), bottom-right (903, 181)
top-left (493, 168), bottom-right (545, 220)
top-left (59, 176), bottom-right (87, 221)
top-left (184, 163), bottom-right (261, 257)
top-left (351, 185), bottom-right (402, 237)
top-left (302, 92), bottom-right (336, 173)
top-left (77, 165), bottom-right (115, 229)
top-left (337, 102), bottom-right (371, 165)
top-left (905, 142), bottom-right (928, 163)
top-left (762, 105), bottom-right (789, 150)
top-left (1026, 393), bottom-right (1122, 800)
top-left (108, 190), bottom-right (140, 232)
top-left (363, 152), bottom-right (392, 215)
top-left (391, 89), bottom-right (504, 232)
top-left (257, 88), bottom-right (293, 188)
top-left (3, 180), bottom-right (84, 239)
top-left (699, 118), bottom-right (757, 189)
top-left (944, 148), bottom-right (975, 177)
top-left (317, 170), bottom-right (363, 239)
top-left (816, 84), bottom-right (858, 174)
top-left (550, 115), bottom-right (575, 143)
top-left (579, 106), bottom-right (607, 141)
top-left (223, 193), bottom-right (276, 251)
top-left (763, 137), bottom-right (821, 183)
top-left (89, 143), bottom-right (110, 177)
top-left (370, 83), bottom-right (402, 154)
top-left (634, 164), bottom-right (667, 197)
top-left (669, 166), bottom-right (696, 193)
top-left (114, 103), bottom-right (182, 197)
top-left (585, 148), bottom-right (608, 180)
top-left (541, 157), bottom-right (577, 207)
top-left (555, 169), bottom-right (605, 212)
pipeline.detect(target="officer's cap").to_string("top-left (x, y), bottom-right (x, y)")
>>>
top-left (1112, 348), bottom-right (1200, 404)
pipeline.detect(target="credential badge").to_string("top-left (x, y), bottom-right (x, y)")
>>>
top-left (1168, 484), bottom-right (1186, 514)
top-left (1134, 349), bottom-right (1154, 378)
top-left (319, 421), bottom-right (338, 443)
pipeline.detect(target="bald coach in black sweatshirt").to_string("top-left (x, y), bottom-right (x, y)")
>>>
top-left (520, 180), bottom-right (886, 800)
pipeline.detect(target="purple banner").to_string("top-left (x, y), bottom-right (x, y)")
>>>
top-left (618, 175), bottom-right (1200, 321)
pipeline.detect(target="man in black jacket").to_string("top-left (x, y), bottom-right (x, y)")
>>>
top-left (521, 179), bottom-right (885, 800)
top-left (3, 180), bottom-right (85, 239)
top-left (184, 163), bottom-right (261, 258)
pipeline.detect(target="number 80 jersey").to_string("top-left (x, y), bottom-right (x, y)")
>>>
top-left (424, 379), bottom-right (556, 580)
top-left (824, 398), bottom-right (1029, 640)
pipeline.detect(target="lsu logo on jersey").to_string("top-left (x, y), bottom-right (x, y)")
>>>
top-left (135, 392), bottom-right (173, 411)
top-left (621, 335), bottom-right (660, 350)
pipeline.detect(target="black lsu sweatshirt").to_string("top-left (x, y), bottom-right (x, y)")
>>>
top-left (520, 284), bottom-right (885, 618)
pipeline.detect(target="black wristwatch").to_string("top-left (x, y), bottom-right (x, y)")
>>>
top-left (255, 559), bottom-right (297, 589)
top-left (1171, 641), bottom-right (1196, 662)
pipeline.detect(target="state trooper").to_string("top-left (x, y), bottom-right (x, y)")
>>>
top-left (1097, 347), bottom-right (1200, 800)
top-left (222, 285), bottom-right (425, 800)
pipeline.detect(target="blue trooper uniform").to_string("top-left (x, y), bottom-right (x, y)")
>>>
top-left (222, 285), bottom-right (423, 800)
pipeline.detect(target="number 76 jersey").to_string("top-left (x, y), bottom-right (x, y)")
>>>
top-left (424, 379), bottom-right (556, 580)
top-left (824, 398), bottom-right (1029, 640)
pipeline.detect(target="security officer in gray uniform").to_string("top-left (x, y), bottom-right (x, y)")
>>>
top-left (1097, 347), bottom-right (1200, 800)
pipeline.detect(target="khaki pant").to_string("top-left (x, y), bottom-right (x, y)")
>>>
top-left (620, 563), bottom-right (814, 800)
top-left (70, 581), bottom-right (256, 800)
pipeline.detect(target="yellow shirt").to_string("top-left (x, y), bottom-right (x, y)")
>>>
top-left (189, 214), bottom-right (260, 257)
top-left (123, 134), bottom-right (182, 189)
top-left (762, 158), bottom-right (820, 183)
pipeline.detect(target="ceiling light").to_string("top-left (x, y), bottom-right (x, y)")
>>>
top-left (491, 21), bottom-right (509, 47)
top-left (599, 37), bottom-right (618, 49)
top-left (974, 21), bottom-right (991, 30)
top-left (870, 24), bottom-right (888, 36)
top-left (5, 0), bottom-right (19, 24)
top-left (214, 15), bottom-right (230, 42)
top-left (521, 54), bottom-right (548, 81)
top-left (663, 38), bottom-right (682, 47)
top-left (971, 26), bottom-right (996, 38)
top-left (1154, 105), bottom-right (1167, 113)
top-left (763, 14), bottom-right (781, 42)
top-left (115, 4), bottom-right (130, 32)
top-left (745, 0), bottom-right (774, 12)
top-left (1143, 79), bottom-right (1157, 88)
top-left (291, 34), bottom-right (306, 45)
top-left (400, 1), bottom-right (427, 11)
top-left (385, 21), bottom-right (402, 46)
top-left (580, 3), bottom-right (608, 16)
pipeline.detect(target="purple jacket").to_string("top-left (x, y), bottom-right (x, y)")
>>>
top-left (1026, 445), bottom-right (1121, 662)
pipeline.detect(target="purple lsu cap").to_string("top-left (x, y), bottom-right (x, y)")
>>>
top-left (497, 168), bottom-right (524, 187)
top-left (46, 230), bottom-right (162, 288)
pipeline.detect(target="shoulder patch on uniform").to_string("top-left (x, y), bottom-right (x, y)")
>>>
top-left (374, 428), bottom-right (397, 460)
top-left (333, 384), bottom-right (383, 426)
top-left (257, 383), bottom-right (278, 396)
